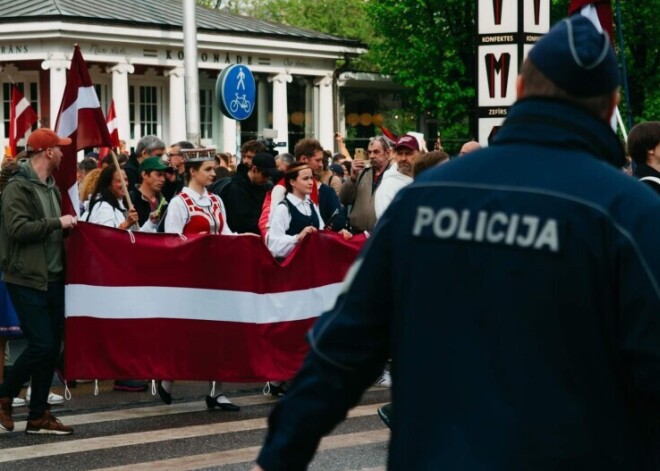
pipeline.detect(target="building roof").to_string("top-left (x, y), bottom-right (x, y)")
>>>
top-left (0, 0), bottom-right (362, 47)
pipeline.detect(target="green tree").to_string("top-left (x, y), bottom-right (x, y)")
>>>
top-left (365, 0), bottom-right (477, 141)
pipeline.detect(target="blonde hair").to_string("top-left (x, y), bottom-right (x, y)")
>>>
top-left (79, 168), bottom-right (102, 204)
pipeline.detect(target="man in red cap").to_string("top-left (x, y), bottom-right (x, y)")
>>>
top-left (375, 134), bottom-right (421, 220)
top-left (0, 128), bottom-right (77, 435)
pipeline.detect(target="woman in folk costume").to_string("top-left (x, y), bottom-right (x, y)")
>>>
top-left (160, 148), bottom-right (239, 411)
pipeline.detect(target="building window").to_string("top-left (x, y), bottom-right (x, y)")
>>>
top-left (200, 88), bottom-right (213, 140)
top-left (129, 85), bottom-right (160, 140)
top-left (2, 81), bottom-right (39, 142)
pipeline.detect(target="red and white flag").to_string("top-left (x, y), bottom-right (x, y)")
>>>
top-left (54, 45), bottom-right (113, 215)
top-left (64, 223), bottom-right (367, 382)
top-left (568, 1), bottom-right (614, 43)
top-left (98, 100), bottom-right (120, 162)
top-left (8, 85), bottom-right (38, 157)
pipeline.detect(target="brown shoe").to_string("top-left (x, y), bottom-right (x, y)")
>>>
top-left (25, 410), bottom-right (73, 435)
top-left (0, 397), bottom-right (13, 432)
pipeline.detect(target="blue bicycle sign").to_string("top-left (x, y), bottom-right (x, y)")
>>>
top-left (216, 65), bottom-right (256, 121)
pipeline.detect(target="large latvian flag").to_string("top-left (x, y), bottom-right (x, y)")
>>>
top-left (64, 223), bottom-right (367, 382)
top-left (54, 45), bottom-right (113, 215)
top-left (8, 85), bottom-right (38, 157)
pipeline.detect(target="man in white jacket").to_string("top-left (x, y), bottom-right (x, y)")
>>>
top-left (374, 135), bottom-right (420, 220)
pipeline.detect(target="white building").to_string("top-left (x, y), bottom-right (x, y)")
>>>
top-left (0, 0), bottom-right (368, 155)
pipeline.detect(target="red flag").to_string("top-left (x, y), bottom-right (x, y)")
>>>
top-left (8, 85), bottom-right (38, 157)
top-left (98, 100), bottom-right (120, 161)
top-left (568, 1), bottom-right (614, 44)
top-left (54, 45), bottom-right (113, 215)
top-left (64, 224), bottom-right (367, 381)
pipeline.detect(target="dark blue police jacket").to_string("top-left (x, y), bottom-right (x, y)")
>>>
top-left (257, 98), bottom-right (660, 471)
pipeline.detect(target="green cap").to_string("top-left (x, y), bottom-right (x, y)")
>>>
top-left (139, 156), bottom-right (169, 172)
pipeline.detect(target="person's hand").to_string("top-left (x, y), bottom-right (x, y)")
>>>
top-left (148, 209), bottom-right (161, 223)
top-left (126, 208), bottom-right (139, 225)
top-left (335, 132), bottom-right (344, 144)
top-left (59, 214), bottom-right (77, 229)
top-left (339, 229), bottom-right (353, 240)
top-left (351, 159), bottom-right (365, 181)
top-left (296, 225), bottom-right (317, 241)
top-left (251, 466), bottom-right (264, 471)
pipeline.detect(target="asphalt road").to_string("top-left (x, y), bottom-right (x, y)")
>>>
top-left (0, 377), bottom-right (391, 470)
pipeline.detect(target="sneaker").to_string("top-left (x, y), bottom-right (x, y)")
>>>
top-left (0, 397), bottom-right (14, 432)
top-left (375, 370), bottom-right (392, 388)
top-left (12, 397), bottom-right (26, 408)
top-left (377, 402), bottom-right (392, 429)
top-left (25, 410), bottom-right (73, 435)
top-left (25, 387), bottom-right (65, 405)
top-left (113, 380), bottom-right (147, 392)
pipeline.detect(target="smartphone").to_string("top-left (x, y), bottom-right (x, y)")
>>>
top-left (355, 148), bottom-right (366, 160)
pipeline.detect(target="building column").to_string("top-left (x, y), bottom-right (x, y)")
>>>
top-left (257, 77), bottom-right (269, 135)
top-left (268, 72), bottom-right (292, 152)
top-left (315, 74), bottom-right (334, 151)
top-left (304, 79), bottom-right (314, 138)
top-left (165, 67), bottom-right (186, 143)
top-left (222, 115), bottom-right (237, 156)
top-left (107, 62), bottom-right (134, 144)
top-left (41, 57), bottom-right (70, 130)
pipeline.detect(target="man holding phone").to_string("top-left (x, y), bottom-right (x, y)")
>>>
top-left (339, 136), bottom-right (391, 233)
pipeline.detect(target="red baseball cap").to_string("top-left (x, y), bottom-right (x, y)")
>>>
top-left (394, 135), bottom-right (419, 152)
top-left (27, 128), bottom-right (72, 152)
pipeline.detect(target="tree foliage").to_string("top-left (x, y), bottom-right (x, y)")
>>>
top-left (365, 0), bottom-right (477, 140)
top-left (198, 0), bottom-right (659, 137)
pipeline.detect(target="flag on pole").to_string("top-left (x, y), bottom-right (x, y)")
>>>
top-left (8, 85), bottom-right (38, 157)
top-left (568, 1), bottom-right (614, 43)
top-left (54, 44), bottom-right (113, 215)
top-left (98, 100), bottom-right (120, 161)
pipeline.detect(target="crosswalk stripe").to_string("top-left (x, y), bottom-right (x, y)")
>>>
top-left (92, 429), bottom-right (390, 471)
top-left (0, 402), bottom-right (387, 463)
top-left (12, 393), bottom-right (275, 428)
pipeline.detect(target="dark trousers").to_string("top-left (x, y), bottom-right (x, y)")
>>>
top-left (0, 282), bottom-right (64, 420)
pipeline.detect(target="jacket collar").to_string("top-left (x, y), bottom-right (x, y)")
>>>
top-left (493, 98), bottom-right (626, 168)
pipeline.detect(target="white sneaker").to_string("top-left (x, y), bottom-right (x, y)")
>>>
top-left (12, 397), bottom-right (26, 407)
top-left (375, 370), bottom-right (392, 388)
top-left (25, 387), bottom-right (65, 405)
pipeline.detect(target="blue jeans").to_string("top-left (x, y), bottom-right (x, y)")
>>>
top-left (0, 282), bottom-right (64, 420)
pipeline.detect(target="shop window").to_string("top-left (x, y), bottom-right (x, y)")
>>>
top-left (129, 85), bottom-right (161, 140)
top-left (200, 88), bottom-right (213, 140)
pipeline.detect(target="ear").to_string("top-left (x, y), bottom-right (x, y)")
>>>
top-left (606, 90), bottom-right (620, 122)
top-left (516, 75), bottom-right (525, 99)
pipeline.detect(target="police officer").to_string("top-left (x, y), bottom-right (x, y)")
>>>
top-left (253, 15), bottom-right (660, 470)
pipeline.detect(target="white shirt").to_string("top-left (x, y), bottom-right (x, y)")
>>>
top-left (374, 162), bottom-right (413, 220)
top-left (164, 186), bottom-right (234, 235)
top-left (82, 198), bottom-right (156, 232)
top-left (267, 193), bottom-right (323, 259)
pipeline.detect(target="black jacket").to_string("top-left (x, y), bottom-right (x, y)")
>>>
top-left (220, 171), bottom-right (267, 235)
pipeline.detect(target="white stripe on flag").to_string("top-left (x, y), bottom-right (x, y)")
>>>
top-left (15, 98), bottom-right (30, 116)
top-left (107, 117), bottom-right (118, 134)
top-left (66, 283), bottom-right (343, 323)
top-left (58, 86), bottom-right (102, 138)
